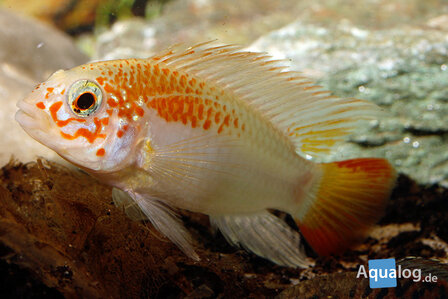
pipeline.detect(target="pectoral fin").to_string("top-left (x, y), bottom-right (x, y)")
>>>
top-left (112, 187), bottom-right (147, 221)
top-left (113, 188), bottom-right (199, 261)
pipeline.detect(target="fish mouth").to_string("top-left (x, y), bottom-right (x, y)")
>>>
top-left (15, 109), bottom-right (38, 130)
top-left (15, 100), bottom-right (53, 146)
top-left (15, 109), bottom-right (47, 141)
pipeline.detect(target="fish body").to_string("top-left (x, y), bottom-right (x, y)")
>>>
top-left (16, 42), bottom-right (396, 267)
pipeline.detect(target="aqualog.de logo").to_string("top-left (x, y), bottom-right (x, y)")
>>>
top-left (357, 258), bottom-right (438, 289)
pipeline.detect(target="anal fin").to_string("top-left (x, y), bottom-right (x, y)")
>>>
top-left (210, 212), bottom-right (313, 268)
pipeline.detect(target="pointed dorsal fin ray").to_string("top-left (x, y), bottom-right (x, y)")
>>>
top-left (147, 41), bottom-right (380, 159)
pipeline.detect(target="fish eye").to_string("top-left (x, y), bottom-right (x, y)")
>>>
top-left (68, 80), bottom-right (102, 117)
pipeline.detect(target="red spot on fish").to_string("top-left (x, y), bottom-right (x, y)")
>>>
top-left (223, 115), bottom-right (230, 127)
top-left (233, 118), bottom-right (239, 128)
top-left (117, 130), bottom-right (124, 138)
top-left (96, 77), bottom-right (106, 85)
top-left (215, 112), bottom-right (221, 124)
top-left (107, 98), bottom-right (118, 107)
top-left (198, 104), bottom-right (204, 120)
top-left (104, 83), bottom-right (115, 94)
top-left (135, 106), bottom-right (144, 117)
top-left (36, 102), bottom-right (45, 109)
top-left (217, 124), bottom-right (224, 134)
top-left (96, 148), bottom-right (106, 156)
top-left (203, 120), bottom-right (211, 130)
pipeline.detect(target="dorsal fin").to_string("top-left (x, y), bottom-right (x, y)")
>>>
top-left (148, 41), bottom-right (379, 159)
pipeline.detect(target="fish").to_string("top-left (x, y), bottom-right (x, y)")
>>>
top-left (15, 42), bottom-right (397, 267)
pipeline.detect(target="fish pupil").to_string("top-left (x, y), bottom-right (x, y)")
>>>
top-left (76, 92), bottom-right (95, 110)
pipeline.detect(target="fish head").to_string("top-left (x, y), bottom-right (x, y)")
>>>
top-left (16, 66), bottom-right (140, 173)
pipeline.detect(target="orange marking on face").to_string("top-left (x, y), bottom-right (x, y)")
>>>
top-left (36, 102), bottom-right (45, 109)
top-left (101, 117), bottom-right (109, 125)
top-left (60, 89), bottom-right (65, 95)
top-left (96, 148), bottom-right (106, 156)
top-left (106, 109), bottom-right (113, 116)
top-left (117, 130), bottom-right (124, 138)
top-left (56, 118), bottom-right (85, 127)
top-left (49, 101), bottom-right (62, 121)
top-left (46, 87), bottom-right (54, 93)
top-left (60, 117), bottom-right (105, 143)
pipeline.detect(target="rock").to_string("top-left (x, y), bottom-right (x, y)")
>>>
top-left (91, 0), bottom-right (445, 60)
top-left (249, 20), bottom-right (448, 187)
top-left (0, 9), bottom-right (87, 166)
top-left (277, 258), bottom-right (448, 299)
top-left (1, 161), bottom-right (447, 298)
top-left (92, 0), bottom-right (312, 60)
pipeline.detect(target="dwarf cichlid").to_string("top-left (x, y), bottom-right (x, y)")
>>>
top-left (16, 42), bottom-right (396, 267)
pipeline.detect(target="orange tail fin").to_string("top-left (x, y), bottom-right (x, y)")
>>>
top-left (296, 158), bottom-right (397, 256)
